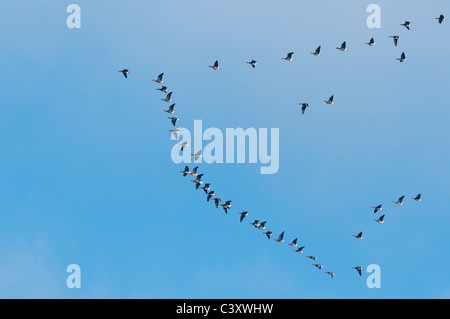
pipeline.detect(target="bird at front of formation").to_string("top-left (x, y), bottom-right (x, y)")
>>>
top-left (274, 231), bottom-right (285, 243)
top-left (208, 60), bottom-right (221, 70)
top-left (310, 46), bottom-right (321, 56)
top-left (246, 60), bottom-right (258, 68)
top-left (393, 195), bottom-right (405, 205)
top-left (365, 37), bottom-right (375, 46)
top-left (336, 41), bottom-right (348, 51)
top-left (372, 204), bottom-right (383, 213)
top-left (436, 14), bottom-right (446, 24)
top-left (325, 271), bottom-right (335, 279)
top-left (400, 21), bottom-right (412, 30)
top-left (324, 95), bottom-right (334, 104)
top-left (389, 35), bottom-right (400, 47)
top-left (238, 211), bottom-right (248, 222)
top-left (118, 69), bottom-right (130, 78)
top-left (282, 52), bottom-right (294, 61)
top-left (163, 103), bottom-right (175, 114)
top-left (353, 231), bottom-right (364, 239)
top-left (168, 117), bottom-right (179, 126)
top-left (397, 52), bottom-right (407, 62)
top-left (152, 73), bottom-right (164, 83)
top-left (162, 92), bottom-right (173, 102)
top-left (352, 266), bottom-right (364, 276)
top-left (374, 214), bottom-right (385, 224)
top-left (293, 246), bottom-right (305, 253)
top-left (299, 103), bottom-right (310, 115)
top-left (412, 194), bottom-right (422, 201)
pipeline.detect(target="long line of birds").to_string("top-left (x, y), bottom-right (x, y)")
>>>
top-left (116, 15), bottom-right (442, 280)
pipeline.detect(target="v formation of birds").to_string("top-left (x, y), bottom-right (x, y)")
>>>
top-left (117, 16), bottom-right (444, 280)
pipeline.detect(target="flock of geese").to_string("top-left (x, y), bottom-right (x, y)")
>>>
top-left (116, 15), bottom-right (443, 281)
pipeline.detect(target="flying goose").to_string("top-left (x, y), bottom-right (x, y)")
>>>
top-left (246, 60), bottom-right (258, 68)
top-left (374, 214), bottom-right (385, 223)
top-left (179, 141), bottom-right (189, 152)
top-left (257, 221), bottom-right (267, 230)
top-left (310, 46), bottom-right (321, 56)
top-left (365, 37), bottom-right (375, 46)
top-left (163, 103), bottom-right (175, 114)
top-left (238, 211), bottom-right (248, 222)
top-left (191, 150), bottom-right (203, 161)
top-left (169, 128), bottom-right (181, 139)
top-left (213, 197), bottom-right (222, 208)
top-left (179, 166), bottom-right (190, 176)
top-left (274, 231), bottom-right (285, 243)
top-left (325, 271), bottom-right (335, 279)
top-left (306, 256), bottom-right (317, 260)
top-left (293, 246), bottom-right (305, 253)
top-left (200, 183), bottom-right (211, 193)
top-left (336, 41), bottom-right (348, 51)
top-left (372, 204), bottom-right (383, 213)
top-left (352, 266), bottom-right (364, 276)
top-left (220, 200), bottom-right (232, 213)
top-left (282, 52), bottom-right (294, 61)
top-left (436, 14), bottom-right (446, 24)
top-left (188, 166), bottom-right (199, 176)
top-left (389, 35), bottom-right (400, 47)
top-left (324, 95), bottom-right (334, 104)
top-left (288, 238), bottom-right (298, 247)
top-left (208, 60), bottom-right (221, 70)
top-left (190, 174), bottom-right (204, 186)
top-left (393, 195), bottom-right (405, 205)
top-left (249, 220), bottom-right (260, 228)
top-left (263, 231), bottom-right (273, 239)
top-left (397, 52), bottom-right (407, 62)
top-left (152, 73), bottom-right (164, 83)
top-left (299, 103), bottom-right (310, 114)
top-left (412, 194), bottom-right (422, 201)
top-left (353, 231), bottom-right (364, 239)
top-left (400, 21), bottom-right (411, 30)
top-left (162, 92), bottom-right (173, 102)
top-left (156, 86), bottom-right (168, 93)
top-left (168, 117), bottom-right (179, 126)
top-left (118, 69), bottom-right (130, 78)
top-left (312, 263), bottom-right (323, 269)
top-left (206, 190), bottom-right (215, 202)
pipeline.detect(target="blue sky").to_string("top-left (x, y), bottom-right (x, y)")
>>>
top-left (0, 0), bottom-right (449, 298)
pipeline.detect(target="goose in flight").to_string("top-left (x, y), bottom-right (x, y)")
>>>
top-left (353, 231), bottom-right (364, 239)
top-left (263, 231), bottom-right (273, 239)
top-left (208, 60), bottom-right (221, 70)
top-left (397, 52), bottom-right (407, 62)
top-left (179, 166), bottom-right (190, 177)
top-left (257, 221), bottom-right (267, 230)
top-left (200, 183), bottom-right (211, 193)
top-left (411, 194), bottom-right (422, 201)
top-left (168, 117), bottom-right (179, 126)
top-left (220, 200), bottom-right (232, 213)
top-left (299, 103), bottom-right (310, 114)
top-left (307, 256), bottom-right (317, 260)
top-left (293, 246), bottom-right (305, 253)
top-left (324, 95), bottom-right (334, 104)
top-left (118, 69), bottom-right (130, 78)
top-left (374, 214), bottom-right (385, 224)
top-left (162, 92), bottom-right (173, 102)
top-left (436, 14), bottom-right (446, 24)
top-left (393, 195), bottom-right (405, 205)
top-left (325, 271), bottom-right (335, 279)
top-left (156, 86), bottom-right (168, 93)
top-left (163, 103), bottom-right (175, 114)
top-left (152, 73), bottom-right (164, 83)
top-left (188, 166), bottom-right (199, 176)
top-left (336, 41), bottom-right (348, 51)
top-left (249, 220), bottom-right (260, 228)
top-left (400, 21), bottom-right (411, 30)
top-left (313, 263), bottom-right (323, 269)
top-left (365, 37), bottom-right (375, 46)
top-left (282, 52), bottom-right (294, 61)
top-left (190, 174), bottom-right (204, 186)
top-left (288, 238), bottom-right (298, 247)
top-left (310, 46), bottom-right (321, 56)
top-left (191, 150), bottom-right (203, 161)
top-left (179, 141), bottom-right (189, 152)
top-left (238, 211), bottom-right (248, 223)
top-left (389, 35), bottom-right (400, 47)
top-left (274, 231), bottom-right (285, 243)
top-left (213, 197), bottom-right (222, 208)
top-left (169, 128), bottom-right (181, 139)
top-left (352, 266), bottom-right (364, 276)
top-left (206, 190), bottom-right (215, 202)
top-left (246, 60), bottom-right (258, 68)
top-left (372, 204), bottom-right (383, 213)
